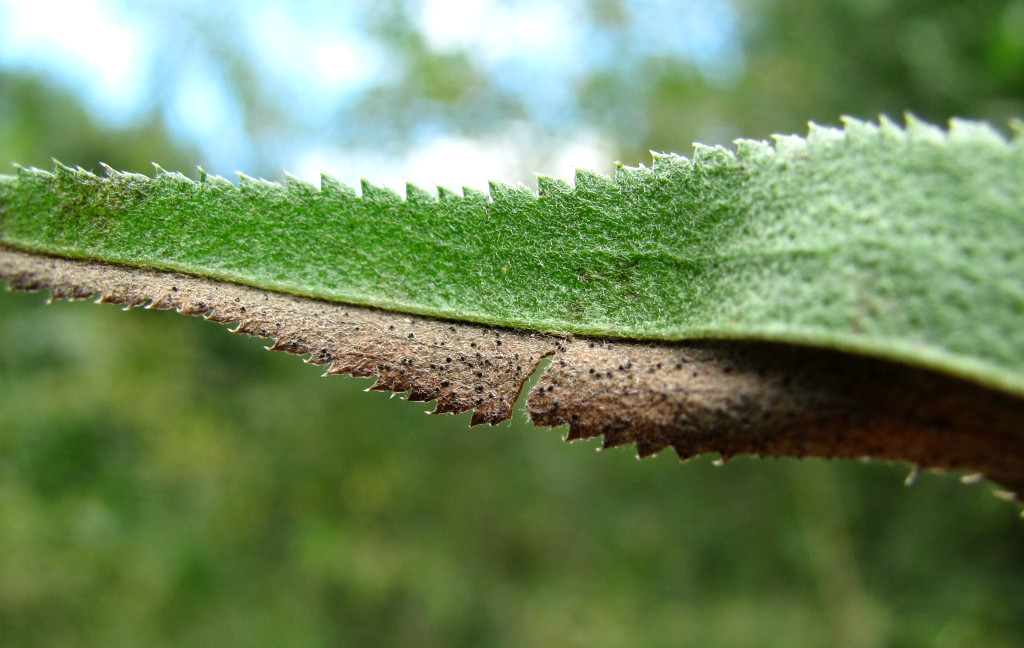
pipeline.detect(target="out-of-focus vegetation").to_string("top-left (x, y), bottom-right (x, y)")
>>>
top-left (1, 1), bottom-right (1023, 646)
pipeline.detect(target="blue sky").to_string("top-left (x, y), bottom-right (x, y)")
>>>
top-left (0, 0), bottom-right (743, 190)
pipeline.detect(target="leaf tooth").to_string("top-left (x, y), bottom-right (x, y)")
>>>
top-left (734, 138), bottom-right (772, 161)
top-left (176, 300), bottom-right (212, 316)
top-left (405, 181), bottom-right (437, 203)
top-left (536, 174), bottom-right (571, 197)
top-left (470, 409), bottom-right (497, 426)
top-left (904, 113), bottom-right (946, 143)
top-left (948, 117), bottom-right (1007, 145)
top-left (839, 115), bottom-right (881, 144)
top-left (877, 113), bottom-right (907, 141)
top-left (488, 179), bottom-right (535, 204)
top-left (197, 167), bottom-right (234, 190)
top-left (600, 427), bottom-right (634, 449)
top-left (101, 166), bottom-right (150, 186)
top-left (238, 172), bottom-right (283, 196)
top-left (237, 171), bottom-right (257, 190)
top-left (564, 424), bottom-right (599, 442)
top-left (269, 337), bottom-right (308, 355)
top-left (52, 159), bottom-right (76, 178)
top-left (436, 185), bottom-right (460, 201)
top-left (204, 309), bottom-right (236, 325)
top-left (650, 151), bottom-right (689, 172)
top-left (462, 186), bottom-right (489, 203)
top-left (613, 163), bottom-right (653, 189)
top-left (152, 164), bottom-right (196, 188)
top-left (805, 121), bottom-right (844, 146)
top-left (49, 283), bottom-right (95, 300)
top-left (322, 357), bottom-right (352, 375)
top-left (319, 172), bottom-right (356, 198)
top-left (1003, 118), bottom-right (1019, 149)
top-left (635, 437), bottom-right (670, 458)
top-left (283, 171), bottom-right (317, 196)
top-left (572, 168), bottom-right (615, 196)
top-left (199, 171), bottom-right (235, 191)
top-left (692, 143), bottom-right (736, 169)
top-left (52, 160), bottom-right (100, 186)
top-left (360, 178), bottom-right (402, 203)
top-left (13, 163), bottom-right (43, 179)
top-left (405, 386), bottom-right (436, 402)
top-left (431, 397), bottom-right (464, 415)
top-left (368, 375), bottom-right (397, 392)
top-left (1009, 117), bottom-right (1024, 142)
top-left (770, 132), bottom-right (809, 156)
top-left (670, 440), bottom-right (701, 462)
top-left (146, 291), bottom-right (177, 310)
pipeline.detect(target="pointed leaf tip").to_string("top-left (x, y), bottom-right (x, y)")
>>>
top-left (319, 172), bottom-right (356, 198)
top-left (14, 164), bottom-right (44, 178)
top-left (614, 162), bottom-right (655, 188)
top-left (771, 132), bottom-right (809, 155)
top-left (238, 172), bottom-right (282, 195)
top-left (462, 186), bottom-right (489, 203)
top-left (284, 171), bottom-right (317, 194)
top-left (650, 151), bottom-right (689, 172)
top-left (489, 179), bottom-right (534, 203)
top-left (436, 185), bottom-right (459, 201)
top-left (805, 121), bottom-right (844, 145)
top-left (948, 118), bottom-right (1007, 144)
top-left (536, 174), bottom-right (571, 197)
top-left (904, 114), bottom-right (946, 143)
top-left (405, 181), bottom-right (436, 203)
top-left (1007, 117), bottom-right (1023, 140)
top-left (692, 143), bottom-right (735, 168)
top-left (198, 170), bottom-right (234, 190)
top-left (734, 138), bottom-right (773, 160)
top-left (573, 168), bottom-right (615, 194)
top-left (360, 178), bottom-right (402, 203)
top-left (877, 113), bottom-right (906, 138)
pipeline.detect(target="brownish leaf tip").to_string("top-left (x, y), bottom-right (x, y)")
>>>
top-left (3, 245), bottom-right (1023, 500)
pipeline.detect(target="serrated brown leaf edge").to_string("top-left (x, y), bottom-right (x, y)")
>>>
top-left (3, 244), bottom-right (1023, 500)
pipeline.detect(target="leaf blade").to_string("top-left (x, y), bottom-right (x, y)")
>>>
top-left (4, 246), bottom-right (1023, 499)
top-left (3, 118), bottom-right (1022, 396)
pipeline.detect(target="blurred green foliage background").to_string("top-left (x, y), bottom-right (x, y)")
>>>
top-left (1, 0), bottom-right (1023, 646)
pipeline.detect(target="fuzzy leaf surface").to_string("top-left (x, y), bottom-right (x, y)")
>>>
top-left (2, 117), bottom-right (1022, 396)
top-left (3, 117), bottom-right (1024, 499)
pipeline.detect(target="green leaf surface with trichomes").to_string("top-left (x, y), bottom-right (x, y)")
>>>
top-left (3, 116), bottom-right (1022, 394)
top-left (3, 116), bottom-right (1024, 499)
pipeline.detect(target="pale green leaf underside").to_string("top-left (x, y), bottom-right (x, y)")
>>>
top-left (2, 116), bottom-right (1023, 395)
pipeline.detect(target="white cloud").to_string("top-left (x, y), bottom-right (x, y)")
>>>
top-left (290, 126), bottom-right (613, 196)
top-left (0, 0), bottom-right (144, 122)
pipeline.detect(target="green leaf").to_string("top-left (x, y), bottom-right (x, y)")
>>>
top-left (2, 116), bottom-right (1023, 498)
